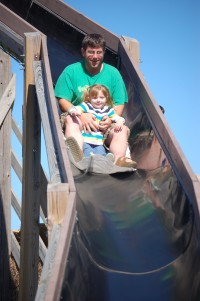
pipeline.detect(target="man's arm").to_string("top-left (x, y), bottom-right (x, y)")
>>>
top-left (58, 98), bottom-right (74, 112)
top-left (114, 104), bottom-right (124, 116)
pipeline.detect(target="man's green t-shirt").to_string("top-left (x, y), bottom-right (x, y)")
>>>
top-left (54, 61), bottom-right (128, 106)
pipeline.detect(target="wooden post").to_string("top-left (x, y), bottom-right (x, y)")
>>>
top-left (47, 183), bottom-right (69, 239)
top-left (0, 49), bottom-right (12, 300)
top-left (19, 32), bottom-right (42, 301)
top-left (122, 36), bottom-right (140, 68)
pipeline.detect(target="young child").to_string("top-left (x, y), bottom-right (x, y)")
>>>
top-left (67, 84), bottom-right (125, 158)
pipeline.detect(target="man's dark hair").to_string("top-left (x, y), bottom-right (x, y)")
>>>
top-left (82, 33), bottom-right (106, 50)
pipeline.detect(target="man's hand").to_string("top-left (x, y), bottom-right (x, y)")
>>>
top-left (99, 115), bottom-right (112, 133)
top-left (79, 113), bottom-right (99, 133)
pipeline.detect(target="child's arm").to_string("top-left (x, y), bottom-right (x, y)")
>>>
top-left (109, 108), bottom-right (125, 132)
top-left (68, 106), bottom-right (82, 116)
top-left (113, 117), bottom-right (125, 132)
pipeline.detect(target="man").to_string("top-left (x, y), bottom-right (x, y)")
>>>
top-left (54, 33), bottom-right (136, 167)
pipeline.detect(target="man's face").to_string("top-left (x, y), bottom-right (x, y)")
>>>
top-left (81, 46), bottom-right (105, 73)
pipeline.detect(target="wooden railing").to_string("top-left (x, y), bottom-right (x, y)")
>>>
top-left (0, 48), bottom-right (13, 301)
top-left (0, 31), bottom-right (77, 300)
top-left (18, 33), bottom-right (76, 301)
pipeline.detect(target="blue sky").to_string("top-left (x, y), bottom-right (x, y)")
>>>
top-left (60, 0), bottom-right (200, 175)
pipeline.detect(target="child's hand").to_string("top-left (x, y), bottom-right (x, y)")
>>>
top-left (113, 120), bottom-right (124, 132)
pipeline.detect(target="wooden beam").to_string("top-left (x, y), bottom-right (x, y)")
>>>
top-left (11, 190), bottom-right (47, 262)
top-left (0, 3), bottom-right (38, 38)
top-left (0, 20), bottom-right (24, 60)
top-left (11, 117), bottom-right (48, 218)
top-left (47, 183), bottom-right (69, 239)
top-left (12, 117), bottom-right (22, 144)
top-left (11, 190), bottom-right (21, 220)
top-left (0, 3), bottom-right (40, 61)
top-left (0, 48), bottom-right (12, 301)
top-left (11, 150), bottom-right (22, 181)
top-left (33, 60), bottom-right (61, 183)
top-left (35, 224), bottom-right (62, 301)
top-left (11, 149), bottom-right (48, 222)
top-left (122, 36), bottom-right (140, 68)
top-left (35, 191), bottom-right (76, 301)
top-left (40, 35), bottom-right (75, 188)
top-left (0, 73), bottom-right (15, 126)
top-left (33, 0), bottom-right (119, 52)
top-left (11, 231), bottom-right (20, 268)
top-left (19, 32), bottom-right (42, 301)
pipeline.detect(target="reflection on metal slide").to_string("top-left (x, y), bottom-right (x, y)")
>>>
top-left (61, 132), bottom-right (200, 301)
top-left (1, 1), bottom-right (200, 300)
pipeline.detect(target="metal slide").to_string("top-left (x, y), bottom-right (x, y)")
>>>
top-left (1, 1), bottom-right (200, 300)
top-left (61, 162), bottom-right (200, 301)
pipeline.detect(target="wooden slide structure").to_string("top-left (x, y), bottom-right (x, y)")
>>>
top-left (0, 1), bottom-right (200, 300)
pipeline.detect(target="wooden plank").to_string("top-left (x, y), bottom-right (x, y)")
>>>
top-left (12, 117), bottom-right (22, 144)
top-left (39, 167), bottom-right (48, 219)
top-left (122, 36), bottom-right (140, 68)
top-left (11, 231), bottom-right (20, 268)
top-left (35, 191), bottom-right (76, 301)
top-left (0, 20), bottom-right (24, 60)
top-left (0, 48), bottom-right (12, 301)
top-left (19, 32), bottom-right (42, 301)
top-left (41, 35), bottom-right (75, 189)
top-left (38, 235), bottom-right (47, 263)
top-left (0, 20), bottom-right (23, 47)
top-left (11, 228), bottom-right (47, 268)
top-left (33, 60), bottom-right (61, 183)
top-left (11, 150), bottom-right (22, 181)
top-left (11, 118), bottom-right (48, 218)
top-left (11, 191), bottom-right (47, 262)
top-left (0, 3), bottom-right (38, 38)
top-left (47, 183), bottom-right (69, 239)
top-left (11, 150), bottom-right (47, 222)
top-left (33, 0), bottom-right (119, 52)
top-left (0, 73), bottom-right (16, 126)
top-left (0, 3), bottom-right (39, 62)
top-left (35, 224), bottom-right (62, 301)
top-left (11, 190), bottom-right (21, 220)
top-left (118, 37), bottom-right (200, 233)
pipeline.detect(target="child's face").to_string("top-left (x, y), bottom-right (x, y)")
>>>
top-left (90, 91), bottom-right (107, 109)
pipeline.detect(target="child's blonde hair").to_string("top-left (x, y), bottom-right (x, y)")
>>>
top-left (82, 84), bottom-right (113, 107)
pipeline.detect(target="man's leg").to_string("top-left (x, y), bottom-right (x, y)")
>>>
top-left (65, 114), bottom-right (84, 149)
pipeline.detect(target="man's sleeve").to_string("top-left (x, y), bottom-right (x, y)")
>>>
top-left (112, 71), bottom-right (128, 106)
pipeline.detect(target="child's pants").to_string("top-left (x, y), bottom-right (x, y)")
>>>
top-left (83, 143), bottom-right (107, 157)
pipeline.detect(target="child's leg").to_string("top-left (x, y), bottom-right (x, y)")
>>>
top-left (93, 145), bottom-right (107, 156)
top-left (83, 143), bottom-right (94, 157)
